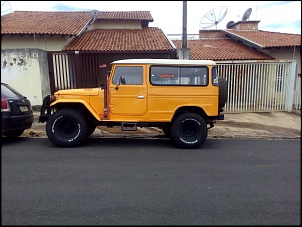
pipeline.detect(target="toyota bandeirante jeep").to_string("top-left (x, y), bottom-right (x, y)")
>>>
top-left (39, 59), bottom-right (227, 149)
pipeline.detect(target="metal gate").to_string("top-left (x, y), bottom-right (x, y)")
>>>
top-left (217, 60), bottom-right (299, 112)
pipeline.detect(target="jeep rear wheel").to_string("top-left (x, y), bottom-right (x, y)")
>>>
top-left (170, 113), bottom-right (207, 149)
top-left (162, 124), bottom-right (172, 138)
top-left (46, 108), bottom-right (87, 147)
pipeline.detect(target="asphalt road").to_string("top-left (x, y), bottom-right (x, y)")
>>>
top-left (1, 137), bottom-right (301, 225)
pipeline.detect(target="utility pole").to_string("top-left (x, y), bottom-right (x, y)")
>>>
top-left (178, 1), bottom-right (191, 59)
top-left (182, 1), bottom-right (187, 49)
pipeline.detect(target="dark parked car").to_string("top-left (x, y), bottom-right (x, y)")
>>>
top-left (1, 83), bottom-right (34, 138)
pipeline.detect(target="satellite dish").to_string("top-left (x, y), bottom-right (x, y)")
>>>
top-left (199, 6), bottom-right (228, 29)
top-left (90, 9), bottom-right (100, 19)
top-left (1, 1), bottom-right (12, 16)
top-left (226, 21), bottom-right (235, 29)
top-left (242, 8), bottom-right (252, 21)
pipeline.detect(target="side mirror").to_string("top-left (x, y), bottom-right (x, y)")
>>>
top-left (115, 76), bottom-right (126, 90)
top-left (120, 77), bottom-right (126, 84)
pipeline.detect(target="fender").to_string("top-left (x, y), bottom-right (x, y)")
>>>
top-left (50, 99), bottom-right (102, 121)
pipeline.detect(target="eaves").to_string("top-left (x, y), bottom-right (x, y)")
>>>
top-left (222, 30), bottom-right (264, 49)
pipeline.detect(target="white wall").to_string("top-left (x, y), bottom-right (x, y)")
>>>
top-left (260, 47), bottom-right (301, 75)
top-left (88, 20), bottom-right (142, 30)
top-left (1, 35), bottom-right (70, 106)
top-left (1, 49), bottom-right (49, 106)
top-left (1, 35), bottom-right (73, 51)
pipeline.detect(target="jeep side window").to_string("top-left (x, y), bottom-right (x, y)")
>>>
top-left (150, 66), bottom-right (208, 86)
top-left (150, 67), bottom-right (178, 85)
top-left (112, 66), bottom-right (143, 85)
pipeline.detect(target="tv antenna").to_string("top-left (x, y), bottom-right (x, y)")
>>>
top-left (90, 9), bottom-right (100, 19)
top-left (199, 6), bottom-right (228, 29)
top-left (242, 8), bottom-right (252, 21)
top-left (226, 21), bottom-right (235, 29)
top-left (1, 1), bottom-right (12, 16)
top-left (90, 9), bottom-right (100, 24)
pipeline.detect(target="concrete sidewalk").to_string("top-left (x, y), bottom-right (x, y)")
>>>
top-left (23, 111), bottom-right (301, 140)
top-left (208, 111), bottom-right (301, 139)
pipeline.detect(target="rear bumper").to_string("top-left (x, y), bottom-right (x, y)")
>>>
top-left (218, 113), bottom-right (224, 120)
top-left (2, 114), bottom-right (34, 133)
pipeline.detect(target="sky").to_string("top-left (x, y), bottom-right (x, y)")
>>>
top-left (2, 1), bottom-right (301, 36)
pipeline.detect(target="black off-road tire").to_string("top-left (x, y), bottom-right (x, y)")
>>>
top-left (86, 125), bottom-right (96, 137)
top-left (46, 108), bottom-right (88, 147)
top-left (162, 124), bottom-right (172, 138)
top-left (202, 129), bottom-right (208, 143)
top-left (218, 77), bottom-right (228, 110)
top-left (170, 113), bottom-right (207, 149)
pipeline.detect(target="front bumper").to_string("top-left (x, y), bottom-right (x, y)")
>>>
top-left (39, 95), bottom-right (53, 123)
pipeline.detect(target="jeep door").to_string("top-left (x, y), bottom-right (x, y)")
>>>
top-left (109, 65), bottom-right (147, 116)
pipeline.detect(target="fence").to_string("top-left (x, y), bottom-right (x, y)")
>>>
top-left (293, 73), bottom-right (301, 110)
top-left (217, 60), bottom-right (300, 113)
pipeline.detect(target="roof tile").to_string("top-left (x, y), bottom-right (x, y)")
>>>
top-left (224, 30), bottom-right (301, 48)
top-left (65, 28), bottom-right (174, 51)
top-left (1, 11), bottom-right (90, 35)
top-left (172, 39), bottom-right (275, 60)
top-left (1, 11), bottom-right (153, 35)
top-left (97, 11), bottom-right (153, 21)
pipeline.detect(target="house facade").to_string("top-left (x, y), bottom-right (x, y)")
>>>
top-left (1, 11), bottom-right (301, 111)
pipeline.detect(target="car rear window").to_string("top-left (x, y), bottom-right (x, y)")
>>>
top-left (1, 84), bottom-right (24, 99)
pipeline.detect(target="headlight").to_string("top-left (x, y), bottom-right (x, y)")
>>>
top-left (50, 95), bottom-right (56, 102)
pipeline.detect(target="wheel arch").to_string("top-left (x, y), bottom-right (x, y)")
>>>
top-left (51, 100), bottom-right (100, 122)
top-left (171, 106), bottom-right (207, 123)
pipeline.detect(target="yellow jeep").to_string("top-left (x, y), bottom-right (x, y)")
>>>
top-left (39, 59), bottom-right (227, 149)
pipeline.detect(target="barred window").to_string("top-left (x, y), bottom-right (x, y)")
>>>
top-left (275, 65), bottom-right (285, 92)
top-left (212, 66), bottom-right (219, 86)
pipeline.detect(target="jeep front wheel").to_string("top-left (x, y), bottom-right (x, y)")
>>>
top-left (46, 108), bottom-right (87, 147)
top-left (170, 113), bottom-right (207, 149)
top-left (86, 124), bottom-right (97, 137)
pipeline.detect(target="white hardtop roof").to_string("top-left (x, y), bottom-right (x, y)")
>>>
top-left (112, 59), bottom-right (216, 66)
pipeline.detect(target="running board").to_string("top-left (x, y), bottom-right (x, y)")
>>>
top-left (121, 122), bottom-right (137, 131)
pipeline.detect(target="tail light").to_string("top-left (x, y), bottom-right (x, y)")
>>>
top-left (1, 98), bottom-right (11, 112)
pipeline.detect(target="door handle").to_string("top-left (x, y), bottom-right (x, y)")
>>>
top-left (137, 96), bottom-right (144, 99)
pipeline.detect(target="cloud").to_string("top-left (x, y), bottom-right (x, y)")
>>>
top-left (52, 3), bottom-right (91, 11)
top-left (257, 1), bottom-right (297, 9)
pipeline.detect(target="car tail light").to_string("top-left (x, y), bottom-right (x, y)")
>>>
top-left (1, 98), bottom-right (11, 112)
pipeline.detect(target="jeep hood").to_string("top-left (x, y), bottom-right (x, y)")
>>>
top-left (54, 88), bottom-right (101, 96)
